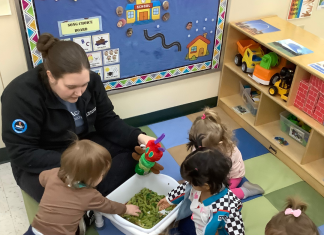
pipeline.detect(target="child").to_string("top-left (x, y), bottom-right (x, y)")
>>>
top-left (158, 141), bottom-right (245, 235)
top-left (265, 197), bottom-right (319, 235)
top-left (188, 108), bottom-right (264, 200)
top-left (24, 139), bottom-right (140, 235)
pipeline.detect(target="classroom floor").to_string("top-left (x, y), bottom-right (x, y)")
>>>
top-left (1, 107), bottom-right (324, 235)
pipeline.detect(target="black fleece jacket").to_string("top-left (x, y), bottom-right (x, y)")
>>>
top-left (1, 65), bottom-right (142, 174)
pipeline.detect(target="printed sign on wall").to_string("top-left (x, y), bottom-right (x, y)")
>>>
top-left (73, 36), bottom-right (92, 52)
top-left (287, 0), bottom-right (315, 19)
top-left (58, 16), bottom-right (102, 37)
top-left (91, 67), bottom-right (104, 81)
top-left (92, 33), bottom-right (110, 51)
top-left (104, 64), bottom-right (120, 80)
top-left (87, 52), bottom-right (102, 68)
top-left (103, 48), bottom-right (120, 65)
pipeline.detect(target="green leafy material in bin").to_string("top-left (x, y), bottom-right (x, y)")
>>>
top-left (121, 188), bottom-right (175, 229)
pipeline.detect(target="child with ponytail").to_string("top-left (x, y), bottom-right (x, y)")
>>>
top-left (158, 135), bottom-right (245, 235)
top-left (187, 107), bottom-right (264, 200)
top-left (266, 197), bottom-right (319, 235)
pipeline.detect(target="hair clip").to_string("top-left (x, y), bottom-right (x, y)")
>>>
top-left (201, 114), bottom-right (206, 120)
top-left (285, 208), bottom-right (301, 217)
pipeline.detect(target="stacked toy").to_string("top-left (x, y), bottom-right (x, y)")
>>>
top-left (134, 134), bottom-right (165, 175)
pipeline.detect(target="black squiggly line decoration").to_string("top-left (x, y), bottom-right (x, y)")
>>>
top-left (144, 30), bottom-right (181, 51)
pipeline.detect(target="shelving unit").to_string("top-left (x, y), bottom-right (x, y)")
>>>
top-left (219, 16), bottom-right (324, 196)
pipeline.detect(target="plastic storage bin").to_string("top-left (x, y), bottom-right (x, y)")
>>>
top-left (103, 173), bottom-right (181, 235)
top-left (280, 111), bottom-right (310, 147)
top-left (239, 82), bottom-right (259, 116)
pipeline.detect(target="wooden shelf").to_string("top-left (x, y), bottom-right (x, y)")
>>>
top-left (225, 62), bottom-right (324, 137)
top-left (257, 121), bottom-right (305, 164)
top-left (219, 16), bottom-right (324, 196)
top-left (303, 159), bottom-right (324, 186)
top-left (220, 95), bottom-right (305, 164)
top-left (220, 94), bottom-right (255, 126)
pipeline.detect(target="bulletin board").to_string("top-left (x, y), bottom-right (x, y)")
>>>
top-left (17, 0), bottom-right (228, 92)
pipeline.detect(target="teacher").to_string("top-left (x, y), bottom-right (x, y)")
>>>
top-left (1, 33), bottom-right (154, 202)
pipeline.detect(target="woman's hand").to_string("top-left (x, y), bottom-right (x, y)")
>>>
top-left (125, 204), bottom-right (141, 216)
top-left (157, 197), bottom-right (171, 211)
top-left (138, 134), bottom-right (156, 145)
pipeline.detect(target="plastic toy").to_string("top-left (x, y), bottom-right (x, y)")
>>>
top-left (287, 114), bottom-right (311, 133)
top-left (274, 137), bottom-right (289, 146)
top-left (268, 67), bottom-right (294, 101)
top-left (234, 39), bottom-right (264, 73)
top-left (135, 134), bottom-right (165, 175)
top-left (252, 53), bottom-right (291, 85)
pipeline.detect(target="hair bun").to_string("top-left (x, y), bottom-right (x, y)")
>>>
top-left (37, 33), bottom-right (59, 58)
top-left (285, 197), bottom-right (307, 213)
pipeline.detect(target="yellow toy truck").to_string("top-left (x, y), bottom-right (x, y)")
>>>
top-left (268, 67), bottom-right (294, 102)
top-left (234, 39), bottom-right (264, 73)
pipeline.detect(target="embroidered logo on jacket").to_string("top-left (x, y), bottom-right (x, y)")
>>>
top-left (86, 107), bottom-right (96, 117)
top-left (12, 119), bottom-right (27, 134)
top-left (218, 215), bottom-right (228, 222)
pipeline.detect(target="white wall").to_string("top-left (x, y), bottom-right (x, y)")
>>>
top-left (0, 0), bottom-right (324, 147)
top-left (227, 0), bottom-right (324, 39)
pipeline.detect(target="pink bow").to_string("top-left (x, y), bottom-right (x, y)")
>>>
top-left (285, 208), bottom-right (301, 217)
top-left (201, 114), bottom-right (206, 120)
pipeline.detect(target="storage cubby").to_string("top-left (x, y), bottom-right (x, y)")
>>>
top-left (219, 16), bottom-right (324, 196)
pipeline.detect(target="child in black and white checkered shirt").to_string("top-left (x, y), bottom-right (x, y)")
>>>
top-left (158, 135), bottom-right (245, 235)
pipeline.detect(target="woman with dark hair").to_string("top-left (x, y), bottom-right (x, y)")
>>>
top-left (1, 33), bottom-right (154, 203)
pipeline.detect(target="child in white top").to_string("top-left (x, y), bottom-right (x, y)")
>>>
top-left (187, 108), bottom-right (264, 200)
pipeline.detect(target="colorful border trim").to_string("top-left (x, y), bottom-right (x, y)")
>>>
top-left (20, 0), bottom-right (42, 67)
top-left (20, 0), bottom-right (227, 91)
top-left (212, 0), bottom-right (227, 69)
top-left (103, 61), bottom-right (212, 90)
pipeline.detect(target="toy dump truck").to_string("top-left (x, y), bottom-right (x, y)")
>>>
top-left (234, 39), bottom-right (264, 73)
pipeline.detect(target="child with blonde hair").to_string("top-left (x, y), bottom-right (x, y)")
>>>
top-left (187, 107), bottom-right (264, 200)
top-left (266, 197), bottom-right (319, 235)
top-left (24, 139), bottom-right (140, 235)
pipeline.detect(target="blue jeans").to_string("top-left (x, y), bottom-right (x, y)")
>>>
top-left (170, 216), bottom-right (196, 235)
top-left (24, 226), bottom-right (35, 235)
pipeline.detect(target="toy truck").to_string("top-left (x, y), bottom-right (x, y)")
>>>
top-left (268, 67), bottom-right (294, 101)
top-left (252, 52), bottom-right (289, 85)
top-left (234, 39), bottom-right (264, 73)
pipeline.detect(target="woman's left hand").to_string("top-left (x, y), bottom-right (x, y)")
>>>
top-left (138, 134), bottom-right (156, 145)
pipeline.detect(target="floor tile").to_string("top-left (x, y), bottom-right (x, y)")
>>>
top-left (139, 126), bottom-right (165, 148)
top-left (234, 128), bottom-right (269, 161)
top-left (0, 184), bottom-right (11, 222)
top-left (186, 107), bottom-right (241, 131)
top-left (265, 181), bottom-right (324, 227)
top-left (167, 144), bottom-right (191, 166)
top-left (1, 172), bottom-right (17, 189)
top-left (0, 218), bottom-right (16, 235)
top-left (157, 150), bottom-right (182, 181)
top-left (148, 116), bottom-right (192, 149)
top-left (244, 153), bottom-right (302, 194)
top-left (5, 186), bottom-right (25, 210)
top-left (241, 196), bottom-right (278, 235)
top-left (0, 162), bottom-right (12, 177)
top-left (11, 207), bottom-right (29, 235)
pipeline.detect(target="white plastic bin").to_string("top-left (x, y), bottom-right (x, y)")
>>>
top-left (103, 173), bottom-right (181, 235)
top-left (239, 82), bottom-right (259, 116)
top-left (280, 111), bottom-right (310, 147)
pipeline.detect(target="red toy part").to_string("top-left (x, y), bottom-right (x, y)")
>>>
top-left (313, 94), bottom-right (324, 124)
top-left (294, 79), bottom-right (310, 110)
top-left (145, 140), bottom-right (163, 162)
top-left (303, 85), bottom-right (320, 116)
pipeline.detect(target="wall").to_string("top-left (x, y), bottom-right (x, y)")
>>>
top-left (0, 74), bottom-right (4, 148)
top-left (0, 0), bottom-right (324, 147)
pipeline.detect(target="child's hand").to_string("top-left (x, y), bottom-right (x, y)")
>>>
top-left (125, 204), bottom-right (141, 216)
top-left (157, 197), bottom-right (170, 211)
